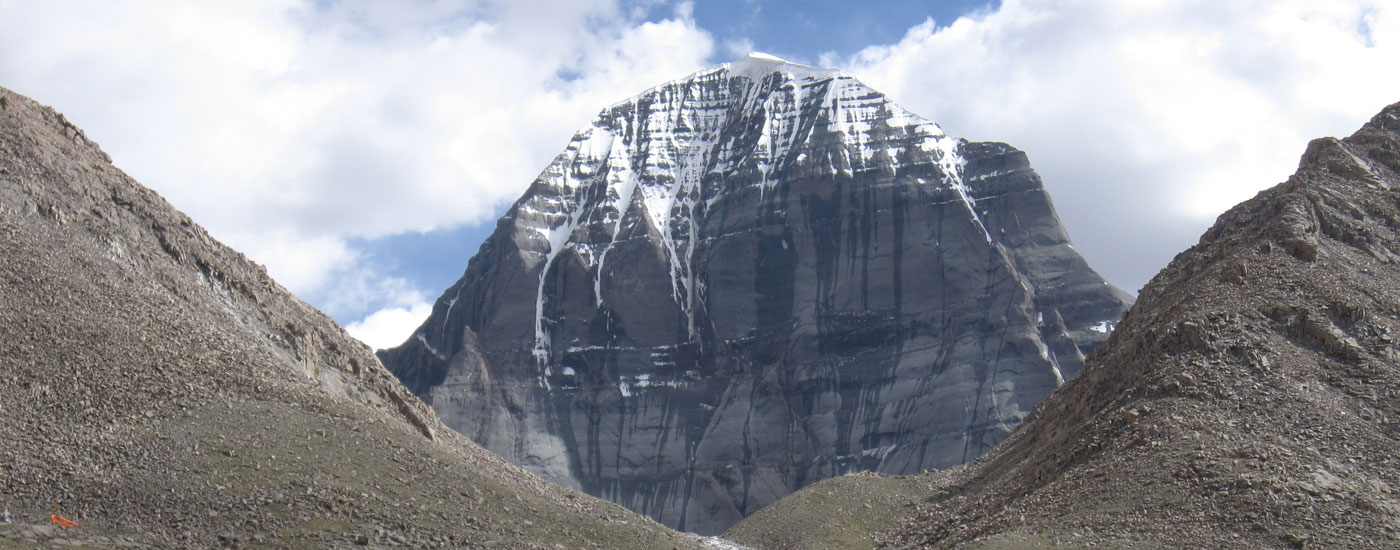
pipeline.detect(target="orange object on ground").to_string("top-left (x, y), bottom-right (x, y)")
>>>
top-left (50, 514), bottom-right (81, 528)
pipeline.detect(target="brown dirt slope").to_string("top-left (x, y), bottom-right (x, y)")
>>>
top-left (723, 471), bottom-right (936, 550)
top-left (731, 102), bottom-right (1400, 549)
top-left (0, 86), bottom-right (710, 549)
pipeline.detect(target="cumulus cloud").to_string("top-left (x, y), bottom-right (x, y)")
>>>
top-left (322, 259), bottom-right (436, 350)
top-left (346, 302), bottom-right (435, 351)
top-left (0, 0), bottom-right (715, 346)
top-left (827, 0), bottom-right (1400, 291)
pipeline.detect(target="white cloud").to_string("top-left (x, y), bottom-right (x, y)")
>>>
top-left (251, 234), bottom-right (358, 294)
top-left (829, 0), bottom-right (1400, 291)
top-left (346, 302), bottom-right (434, 351)
top-left (0, 0), bottom-right (715, 302)
top-left (316, 260), bottom-right (435, 349)
top-left (723, 38), bottom-right (757, 60)
top-left (316, 266), bottom-right (430, 324)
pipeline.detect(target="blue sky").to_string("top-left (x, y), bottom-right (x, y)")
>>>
top-left (690, 0), bottom-right (997, 64)
top-left (2, 0), bottom-right (1397, 348)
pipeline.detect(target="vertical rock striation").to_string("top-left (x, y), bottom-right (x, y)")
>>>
top-left (380, 53), bottom-right (1131, 534)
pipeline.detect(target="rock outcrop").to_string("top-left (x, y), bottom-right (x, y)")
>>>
top-left (380, 53), bottom-right (1131, 534)
top-left (0, 86), bottom-right (711, 549)
top-left (731, 102), bottom-right (1400, 549)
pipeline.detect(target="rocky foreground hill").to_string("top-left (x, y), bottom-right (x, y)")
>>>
top-left (381, 53), bottom-right (1130, 534)
top-left (0, 86), bottom-right (720, 549)
top-left (725, 103), bottom-right (1400, 548)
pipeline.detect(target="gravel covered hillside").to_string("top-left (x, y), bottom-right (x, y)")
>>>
top-left (0, 86), bottom-right (711, 549)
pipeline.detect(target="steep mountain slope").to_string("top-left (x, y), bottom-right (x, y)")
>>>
top-left (380, 53), bottom-right (1130, 534)
top-left (0, 86), bottom-right (713, 549)
top-left (727, 102), bottom-right (1400, 549)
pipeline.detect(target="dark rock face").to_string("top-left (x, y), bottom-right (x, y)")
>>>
top-left (380, 54), bottom-right (1131, 534)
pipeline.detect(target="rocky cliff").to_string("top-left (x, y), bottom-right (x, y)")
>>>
top-left (380, 53), bottom-right (1131, 534)
top-left (730, 101), bottom-right (1400, 549)
top-left (0, 86), bottom-right (713, 549)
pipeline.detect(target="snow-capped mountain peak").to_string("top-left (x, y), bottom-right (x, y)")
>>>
top-left (509, 54), bottom-right (971, 368)
top-left (381, 56), bottom-right (1131, 535)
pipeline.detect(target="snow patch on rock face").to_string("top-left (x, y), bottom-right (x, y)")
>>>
top-left (416, 333), bottom-right (448, 362)
top-left (1035, 335), bottom-right (1066, 387)
top-left (527, 128), bottom-right (617, 370)
top-left (1089, 320), bottom-right (1116, 334)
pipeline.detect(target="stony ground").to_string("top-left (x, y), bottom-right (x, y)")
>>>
top-left (0, 86), bottom-right (718, 548)
top-left (728, 104), bottom-right (1400, 549)
top-left (723, 472), bottom-right (935, 550)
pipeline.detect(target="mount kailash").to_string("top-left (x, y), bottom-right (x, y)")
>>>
top-left (380, 53), bottom-right (1132, 534)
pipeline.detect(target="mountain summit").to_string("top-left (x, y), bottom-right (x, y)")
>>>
top-left (380, 54), bottom-right (1131, 534)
